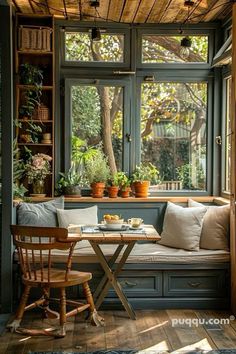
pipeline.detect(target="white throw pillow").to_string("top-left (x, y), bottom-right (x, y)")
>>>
top-left (159, 201), bottom-right (207, 251)
top-left (188, 199), bottom-right (230, 250)
top-left (57, 206), bottom-right (98, 228)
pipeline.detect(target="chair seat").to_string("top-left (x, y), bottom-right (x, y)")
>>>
top-left (22, 269), bottom-right (92, 288)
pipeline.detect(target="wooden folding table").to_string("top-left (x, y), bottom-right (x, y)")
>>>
top-left (67, 225), bottom-right (160, 320)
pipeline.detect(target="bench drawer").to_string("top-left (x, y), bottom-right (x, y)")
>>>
top-left (164, 270), bottom-right (228, 297)
top-left (88, 272), bottom-right (163, 298)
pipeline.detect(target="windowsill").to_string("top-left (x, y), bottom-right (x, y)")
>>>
top-left (14, 196), bottom-right (217, 204)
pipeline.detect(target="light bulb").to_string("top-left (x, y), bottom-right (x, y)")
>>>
top-left (180, 36), bottom-right (192, 60)
top-left (180, 46), bottom-right (190, 59)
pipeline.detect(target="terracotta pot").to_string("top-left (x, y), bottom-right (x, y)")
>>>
top-left (133, 181), bottom-right (150, 198)
top-left (120, 187), bottom-right (131, 198)
top-left (91, 182), bottom-right (105, 198)
top-left (107, 186), bottom-right (119, 198)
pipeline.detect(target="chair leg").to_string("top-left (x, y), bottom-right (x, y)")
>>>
top-left (82, 281), bottom-right (105, 327)
top-left (57, 287), bottom-right (66, 337)
top-left (7, 284), bottom-right (31, 332)
top-left (42, 287), bottom-right (59, 320)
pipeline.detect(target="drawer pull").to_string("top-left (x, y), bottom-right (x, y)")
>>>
top-left (120, 280), bottom-right (137, 287)
top-left (188, 281), bottom-right (201, 288)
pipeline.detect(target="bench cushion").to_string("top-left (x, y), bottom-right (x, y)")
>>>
top-left (188, 199), bottom-right (230, 250)
top-left (51, 241), bottom-right (229, 264)
top-left (17, 197), bottom-right (64, 227)
top-left (159, 202), bottom-right (207, 251)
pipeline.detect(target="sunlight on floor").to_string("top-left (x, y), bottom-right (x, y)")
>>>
top-left (138, 338), bottom-right (213, 353)
top-left (138, 321), bottom-right (169, 334)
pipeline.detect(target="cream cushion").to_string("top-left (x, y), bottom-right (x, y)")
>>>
top-left (188, 199), bottom-right (230, 250)
top-left (159, 201), bottom-right (207, 251)
top-left (57, 206), bottom-right (98, 228)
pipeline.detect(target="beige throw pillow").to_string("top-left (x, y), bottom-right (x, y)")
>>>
top-left (188, 199), bottom-right (230, 250)
top-left (57, 205), bottom-right (98, 228)
top-left (159, 202), bottom-right (207, 251)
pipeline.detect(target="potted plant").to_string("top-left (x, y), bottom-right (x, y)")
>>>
top-left (131, 162), bottom-right (159, 198)
top-left (56, 166), bottom-right (83, 197)
top-left (19, 63), bottom-right (43, 86)
top-left (116, 172), bottom-right (131, 198)
top-left (25, 152), bottom-right (52, 196)
top-left (106, 172), bottom-right (120, 198)
top-left (85, 150), bottom-right (110, 198)
top-left (19, 88), bottom-right (42, 120)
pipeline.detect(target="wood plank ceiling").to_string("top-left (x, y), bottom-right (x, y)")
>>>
top-left (11, 0), bottom-right (232, 23)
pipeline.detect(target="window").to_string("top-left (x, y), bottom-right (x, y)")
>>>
top-left (140, 82), bottom-right (207, 191)
top-left (142, 35), bottom-right (208, 63)
top-left (61, 25), bottom-right (214, 195)
top-left (65, 31), bottom-right (125, 63)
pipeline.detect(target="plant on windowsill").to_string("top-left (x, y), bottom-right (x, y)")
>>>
top-left (56, 164), bottom-right (84, 198)
top-left (131, 162), bottom-right (160, 198)
top-left (116, 171), bottom-right (131, 198)
top-left (85, 149), bottom-right (110, 198)
top-left (106, 172), bottom-right (120, 198)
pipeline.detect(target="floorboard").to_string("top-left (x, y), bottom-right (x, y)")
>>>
top-left (1, 309), bottom-right (236, 353)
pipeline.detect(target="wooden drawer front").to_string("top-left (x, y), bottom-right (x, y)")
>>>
top-left (88, 272), bottom-right (162, 298)
top-left (164, 271), bottom-right (227, 297)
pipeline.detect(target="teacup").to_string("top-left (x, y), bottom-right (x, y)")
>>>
top-left (128, 218), bottom-right (143, 228)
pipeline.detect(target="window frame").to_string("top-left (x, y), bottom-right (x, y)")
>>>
top-left (61, 24), bottom-right (131, 68)
top-left (134, 71), bottom-right (213, 196)
top-left (56, 21), bottom-right (218, 196)
top-left (137, 27), bottom-right (214, 69)
top-left (221, 71), bottom-right (232, 198)
top-left (64, 77), bottom-right (132, 173)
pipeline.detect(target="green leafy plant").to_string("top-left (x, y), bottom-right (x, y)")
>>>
top-left (13, 138), bottom-right (28, 199)
top-left (116, 171), bottom-right (131, 190)
top-left (19, 88), bottom-right (42, 119)
top-left (107, 172), bottom-right (121, 187)
top-left (132, 162), bottom-right (160, 184)
top-left (85, 149), bottom-right (110, 184)
top-left (56, 164), bottom-right (83, 196)
top-left (19, 63), bottom-right (43, 85)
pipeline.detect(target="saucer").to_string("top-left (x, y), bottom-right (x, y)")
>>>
top-left (129, 226), bottom-right (143, 230)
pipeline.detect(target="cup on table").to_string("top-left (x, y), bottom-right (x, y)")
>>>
top-left (127, 218), bottom-right (143, 228)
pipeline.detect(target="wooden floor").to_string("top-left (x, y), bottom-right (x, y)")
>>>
top-left (1, 309), bottom-right (236, 353)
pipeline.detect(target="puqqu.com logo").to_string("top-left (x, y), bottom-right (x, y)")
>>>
top-left (171, 315), bottom-right (235, 327)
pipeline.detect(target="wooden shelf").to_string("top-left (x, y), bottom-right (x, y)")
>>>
top-left (15, 14), bottom-right (55, 198)
top-left (18, 143), bottom-right (53, 146)
top-left (16, 85), bottom-right (53, 90)
top-left (18, 50), bottom-right (53, 55)
top-left (18, 119), bottom-right (53, 123)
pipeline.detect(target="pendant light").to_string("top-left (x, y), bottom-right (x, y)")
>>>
top-left (179, 0), bottom-right (194, 60)
top-left (90, 0), bottom-right (101, 42)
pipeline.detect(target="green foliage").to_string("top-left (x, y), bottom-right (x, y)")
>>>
top-left (132, 163), bottom-right (160, 183)
top-left (85, 149), bottom-right (110, 184)
top-left (176, 161), bottom-right (205, 190)
top-left (13, 138), bottom-right (28, 198)
top-left (115, 172), bottom-right (131, 190)
top-left (19, 88), bottom-right (42, 118)
top-left (65, 32), bottom-right (123, 62)
top-left (19, 63), bottom-right (43, 85)
top-left (72, 136), bottom-right (97, 165)
top-left (107, 172), bottom-right (121, 187)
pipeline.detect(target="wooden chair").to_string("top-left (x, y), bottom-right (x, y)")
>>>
top-left (7, 225), bottom-right (104, 337)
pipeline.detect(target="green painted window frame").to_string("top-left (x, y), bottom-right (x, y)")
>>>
top-left (57, 21), bottom-right (218, 196)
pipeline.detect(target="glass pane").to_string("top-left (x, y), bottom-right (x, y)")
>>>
top-left (65, 32), bottom-right (124, 62)
top-left (142, 35), bottom-right (208, 63)
top-left (71, 85), bottom-right (123, 175)
top-left (141, 82), bottom-right (207, 191)
top-left (225, 77), bottom-right (231, 192)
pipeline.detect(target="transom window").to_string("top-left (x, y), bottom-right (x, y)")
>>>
top-left (142, 35), bottom-right (208, 63)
